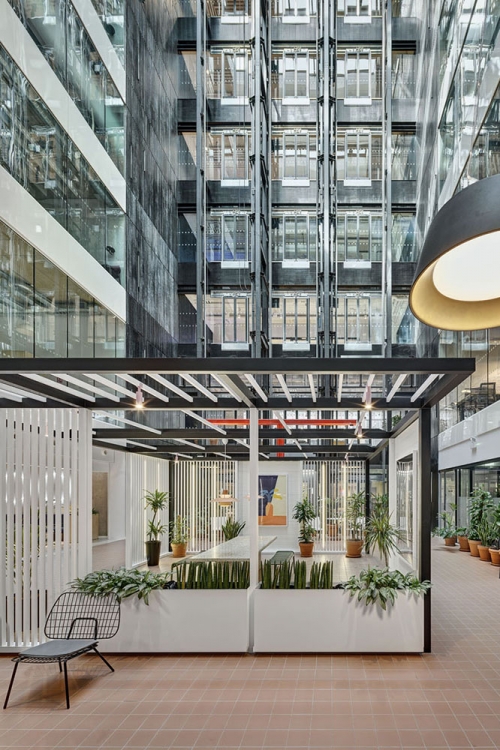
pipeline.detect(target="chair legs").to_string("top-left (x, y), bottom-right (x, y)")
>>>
top-left (63, 662), bottom-right (70, 709)
top-left (3, 662), bottom-right (19, 709)
top-left (93, 647), bottom-right (114, 673)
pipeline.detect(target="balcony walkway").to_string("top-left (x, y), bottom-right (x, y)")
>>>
top-left (1, 539), bottom-right (500, 748)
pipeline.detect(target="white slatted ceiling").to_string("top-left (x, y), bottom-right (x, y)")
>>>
top-left (0, 408), bottom-right (92, 649)
top-left (303, 460), bottom-right (366, 552)
top-left (172, 460), bottom-right (237, 553)
top-left (125, 454), bottom-right (169, 568)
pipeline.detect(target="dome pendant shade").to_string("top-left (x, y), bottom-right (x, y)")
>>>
top-left (410, 173), bottom-right (500, 331)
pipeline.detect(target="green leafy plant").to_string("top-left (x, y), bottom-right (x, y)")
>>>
top-left (144, 489), bottom-right (169, 541)
top-left (309, 561), bottom-right (333, 589)
top-left (170, 515), bottom-right (189, 545)
top-left (71, 568), bottom-right (172, 605)
top-left (341, 568), bottom-right (431, 610)
top-left (172, 560), bottom-right (249, 589)
top-left (434, 503), bottom-right (457, 539)
top-left (222, 515), bottom-right (246, 540)
top-left (365, 504), bottom-right (402, 566)
top-left (391, 414), bottom-right (402, 428)
top-left (294, 560), bottom-right (307, 589)
top-left (292, 498), bottom-right (317, 545)
top-left (468, 487), bottom-right (494, 540)
top-left (477, 517), bottom-right (497, 548)
top-left (345, 491), bottom-right (366, 541)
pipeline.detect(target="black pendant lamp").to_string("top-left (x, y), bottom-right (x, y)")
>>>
top-left (410, 173), bottom-right (500, 331)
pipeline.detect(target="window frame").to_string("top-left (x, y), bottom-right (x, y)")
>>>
top-left (282, 295), bottom-right (312, 351)
top-left (337, 212), bottom-right (383, 265)
top-left (272, 213), bottom-right (317, 267)
top-left (340, 0), bottom-right (375, 23)
top-left (282, 0), bottom-right (310, 24)
top-left (336, 293), bottom-right (383, 350)
top-left (281, 130), bottom-right (314, 186)
top-left (220, 0), bottom-right (251, 23)
top-left (221, 294), bottom-right (250, 350)
top-left (206, 212), bottom-right (250, 267)
top-left (341, 49), bottom-right (375, 104)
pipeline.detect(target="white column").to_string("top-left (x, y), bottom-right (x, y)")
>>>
top-left (249, 408), bottom-right (259, 589)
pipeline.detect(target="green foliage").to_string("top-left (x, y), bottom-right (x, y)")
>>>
top-left (144, 489), bottom-right (169, 541)
top-left (292, 498), bottom-right (317, 545)
top-left (469, 487), bottom-right (494, 539)
top-left (434, 503), bottom-right (457, 539)
top-left (477, 517), bottom-right (497, 547)
top-left (92, 508), bottom-right (98, 515)
top-left (71, 568), bottom-right (172, 605)
top-left (345, 492), bottom-right (366, 540)
top-left (294, 560), bottom-right (307, 589)
top-left (172, 560), bottom-right (249, 589)
top-left (170, 515), bottom-right (190, 545)
top-left (341, 568), bottom-right (431, 610)
top-left (260, 559), bottom-right (334, 589)
top-left (221, 515), bottom-right (246, 540)
top-left (365, 505), bottom-right (402, 566)
top-left (309, 561), bottom-right (333, 589)
top-left (391, 414), bottom-right (402, 428)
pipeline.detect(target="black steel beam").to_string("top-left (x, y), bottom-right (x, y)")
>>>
top-left (419, 408), bottom-right (432, 653)
top-left (144, 444), bottom-right (375, 456)
top-left (91, 427), bottom-right (391, 441)
top-left (90, 396), bottom-right (420, 411)
top-left (0, 375), bottom-right (90, 409)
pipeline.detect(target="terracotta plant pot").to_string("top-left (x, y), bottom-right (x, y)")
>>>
top-left (146, 540), bottom-right (161, 566)
top-left (171, 542), bottom-right (187, 559)
top-left (299, 542), bottom-right (314, 558)
top-left (478, 545), bottom-right (491, 562)
top-left (345, 539), bottom-right (363, 558)
top-left (489, 549), bottom-right (500, 567)
top-left (457, 535), bottom-right (470, 552)
top-left (468, 539), bottom-right (481, 557)
top-left (444, 536), bottom-right (457, 547)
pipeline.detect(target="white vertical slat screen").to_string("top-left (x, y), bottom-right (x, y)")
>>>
top-left (303, 460), bottom-right (366, 552)
top-left (0, 408), bottom-right (92, 650)
top-left (125, 454), bottom-right (169, 568)
top-left (172, 460), bottom-right (237, 552)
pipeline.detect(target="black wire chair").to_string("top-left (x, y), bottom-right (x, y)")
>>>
top-left (3, 591), bottom-right (120, 710)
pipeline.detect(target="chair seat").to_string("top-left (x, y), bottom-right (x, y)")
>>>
top-left (17, 639), bottom-right (97, 661)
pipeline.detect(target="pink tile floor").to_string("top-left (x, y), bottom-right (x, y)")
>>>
top-left (1, 540), bottom-right (499, 749)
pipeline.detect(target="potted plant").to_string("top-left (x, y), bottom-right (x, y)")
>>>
top-left (489, 504), bottom-right (500, 566)
top-left (456, 527), bottom-right (469, 552)
top-left (468, 487), bottom-right (494, 557)
top-left (365, 500), bottom-right (402, 566)
top-left (144, 489), bottom-right (169, 566)
top-left (92, 508), bottom-right (99, 541)
top-left (170, 515), bottom-right (189, 558)
top-left (345, 491), bottom-right (366, 558)
top-left (222, 515), bottom-right (246, 540)
top-left (434, 504), bottom-right (457, 546)
top-left (477, 518), bottom-right (496, 562)
top-left (292, 498), bottom-right (317, 557)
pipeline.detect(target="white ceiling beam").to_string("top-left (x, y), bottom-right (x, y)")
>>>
top-left (173, 438), bottom-right (206, 451)
top-left (337, 374), bottom-right (343, 403)
top-left (0, 388), bottom-right (22, 402)
top-left (149, 374), bottom-right (193, 403)
top-left (275, 374), bottom-right (292, 402)
top-left (411, 374), bottom-right (439, 403)
top-left (93, 412), bottom-right (161, 434)
top-left (0, 382), bottom-right (47, 402)
top-left (387, 374), bottom-right (407, 403)
top-left (363, 374), bottom-right (376, 404)
top-left (307, 374), bottom-right (317, 403)
top-left (55, 374), bottom-right (121, 402)
top-left (211, 374), bottom-right (243, 403)
top-left (25, 374), bottom-right (95, 402)
top-left (179, 373), bottom-right (218, 402)
top-left (181, 410), bottom-right (227, 435)
top-left (273, 411), bottom-right (292, 435)
top-left (126, 440), bottom-right (157, 450)
top-left (85, 373), bottom-right (135, 398)
top-left (117, 374), bottom-right (170, 403)
top-left (244, 374), bottom-right (268, 402)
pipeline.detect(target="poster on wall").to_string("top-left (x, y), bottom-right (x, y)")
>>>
top-left (258, 475), bottom-right (287, 526)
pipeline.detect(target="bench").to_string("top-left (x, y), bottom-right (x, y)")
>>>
top-left (269, 550), bottom-right (295, 566)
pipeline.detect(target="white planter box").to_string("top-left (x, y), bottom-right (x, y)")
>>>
top-left (253, 590), bottom-right (424, 653)
top-left (101, 590), bottom-right (249, 653)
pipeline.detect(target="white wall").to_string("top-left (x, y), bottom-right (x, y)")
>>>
top-left (388, 420), bottom-right (419, 574)
top-left (92, 448), bottom-right (126, 542)
top-left (237, 461), bottom-right (304, 553)
top-left (439, 399), bottom-right (500, 471)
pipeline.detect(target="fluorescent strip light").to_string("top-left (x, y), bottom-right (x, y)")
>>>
top-left (55, 374), bottom-right (121, 402)
top-left (179, 373), bottom-right (218, 402)
top-left (181, 410), bottom-right (227, 435)
top-left (93, 412), bottom-right (161, 434)
top-left (116, 374), bottom-right (170, 403)
top-left (211, 374), bottom-right (242, 402)
top-left (244, 374), bottom-right (268, 402)
top-left (307, 374), bottom-right (317, 403)
top-left (85, 373), bottom-right (135, 398)
top-left (273, 411), bottom-right (292, 435)
top-left (173, 438), bottom-right (206, 451)
top-left (387, 374), bottom-right (407, 403)
top-left (276, 374), bottom-right (292, 402)
top-left (337, 374), bottom-right (343, 402)
top-left (411, 374), bottom-right (439, 403)
top-left (25, 374), bottom-right (95, 402)
top-left (149, 374), bottom-right (193, 402)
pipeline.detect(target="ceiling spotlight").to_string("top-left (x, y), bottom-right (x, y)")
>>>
top-left (135, 385), bottom-right (144, 409)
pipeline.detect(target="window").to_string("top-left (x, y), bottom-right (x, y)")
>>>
top-left (222, 296), bottom-right (249, 349)
top-left (271, 295), bottom-right (316, 350)
top-left (221, 0), bottom-right (251, 17)
top-left (392, 51), bottom-right (415, 99)
top-left (207, 49), bottom-right (250, 101)
top-left (282, 0), bottom-right (310, 23)
top-left (206, 131), bottom-right (250, 183)
top-left (335, 294), bottom-right (383, 349)
top-left (337, 213), bottom-right (382, 263)
top-left (272, 214), bottom-right (317, 265)
top-left (271, 50), bottom-right (317, 102)
top-left (396, 457), bottom-right (414, 554)
top-left (338, 130), bottom-right (382, 184)
top-left (392, 213), bottom-right (416, 261)
top-left (206, 213), bottom-right (250, 266)
top-left (338, 0), bottom-right (382, 22)
top-left (337, 49), bottom-right (382, 102)
top-left (272, 131), bottom-right (317, 184)
top-left (392, 133), bottom-right (418, 180)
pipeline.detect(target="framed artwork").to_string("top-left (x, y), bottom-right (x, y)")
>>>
top-left (258, 475), bottom-right (287, 526)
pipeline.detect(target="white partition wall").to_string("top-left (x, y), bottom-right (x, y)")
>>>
top-left (0, 408), bottom-right (92, 650)
top-left (126, 454), bottom-right (169, 567)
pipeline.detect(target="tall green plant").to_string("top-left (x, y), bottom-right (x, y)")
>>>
top-left (365, 504), bottom-right (402, 566)
top-left (434, 503), bottom-right (457, 539)
top-left (345, 492), bottom-right (366, 541)
top-left (292, 498), bottom-right (317, 544)
top-left (144, 490), bottom-right (169, 541)
top-left (170, 515), bottom-right (189, 544)
top-left (468, 487), bottom-right (494, 540)
top-left (222, 515), bottom-right (246, 540)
